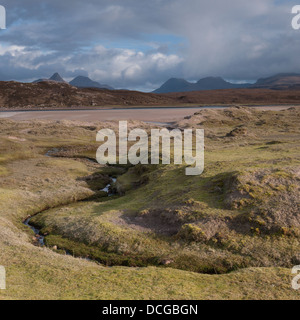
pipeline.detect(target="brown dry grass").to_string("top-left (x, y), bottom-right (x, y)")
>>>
top-left (1, 80), bottom-right (300, 110)
top-left (165, 89), bottom-right (300, 105)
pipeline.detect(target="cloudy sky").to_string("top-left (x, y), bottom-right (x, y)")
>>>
top-left (0, 0), bottom-right (299, 91)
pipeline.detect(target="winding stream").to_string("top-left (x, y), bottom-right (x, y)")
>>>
top-left (23, 176), bottom-right (117, 247)
top-left (102, 178), bottom-right (117, 195)
top-left (23, 217), bottom-right (45, 246)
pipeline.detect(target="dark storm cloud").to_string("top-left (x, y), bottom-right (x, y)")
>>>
top-left (1, 0), bottom-right (171, 50)
top-left (0, 0), bottom-right (298, 90)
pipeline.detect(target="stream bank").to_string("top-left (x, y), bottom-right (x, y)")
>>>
top-left (23, 176), bottom-right (117, 247)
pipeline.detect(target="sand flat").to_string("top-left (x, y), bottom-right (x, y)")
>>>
top-left (0, 106), bottom-right (293, 122)
top-left (0, 112), bottom-right (22, 118)
top-left (0, 108), bottom-right (203, 122)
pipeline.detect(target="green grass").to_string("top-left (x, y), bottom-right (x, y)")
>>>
top-left (0, 108), bottom-right (300, 299)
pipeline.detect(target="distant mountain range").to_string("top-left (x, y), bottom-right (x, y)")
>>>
top-left (153, 73), bottom-right (300, 93)
top-left (33, 73), bottom-right (114, 90)
top-left (31, 72), bottom-right (300, 93)
top-left (33, 72), bottom-right (66, 83)
top-left (1, 75), bottom-right (300, 109)
top-left (252, 73), bottom-right (300, 90)
top-left (153, 77), bottom-right (252, 93)
top-left (69, 76), bottom-right (114, 90)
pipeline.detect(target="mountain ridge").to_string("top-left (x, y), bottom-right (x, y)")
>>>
top-left (49, 72), bottom-right (65, 83)
top-left (33, 73), bottom-right (114, 90)
top-left (33, 72), bottom-right (66, 83)
top-left (24, 72), bottom-right (300, 93)
top-left (1, 80), bottom-right (300, 110)
top-left (69, 75), bottom-right (114, 90)
top-left (153, 76), bottom-right (251, 93)
top-left (252, 73), bottom-right (300, 89)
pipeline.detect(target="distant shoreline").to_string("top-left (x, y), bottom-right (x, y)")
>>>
top-left (0, 105), bottom-right (295, 123)
top-left (0, 104), bottom-right (298, 113)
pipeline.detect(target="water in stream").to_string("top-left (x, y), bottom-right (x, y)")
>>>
top-left (102, 178), bottom-right (117, 195)
top-left (23, 177), bottom-right (117, 247)
top-left (23, 217), bottom-right (45, 246)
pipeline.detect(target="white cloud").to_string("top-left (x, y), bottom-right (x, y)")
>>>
top-left (0, 43), bottom-right (183, 91)
top-left (69, 46), bottom-right (184, 89)
top-left (0, 0), bottom-right (299, 88)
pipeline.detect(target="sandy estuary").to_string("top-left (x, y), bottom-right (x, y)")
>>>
top-left (0, 105), bottom-right (293, 123)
